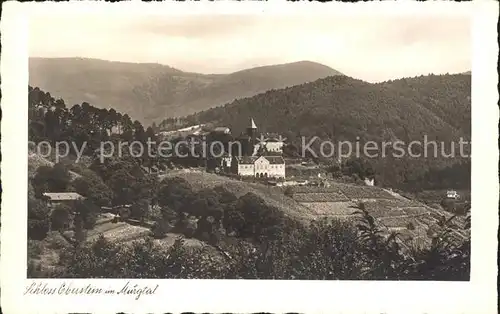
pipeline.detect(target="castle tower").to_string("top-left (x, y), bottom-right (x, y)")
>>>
top-left (246, 118), bottom-right (258, 141)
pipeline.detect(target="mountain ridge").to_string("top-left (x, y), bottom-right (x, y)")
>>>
top-left (29, 57), bottom-right (342, 123)
top-left (186, 73), bottom-right (471, 143)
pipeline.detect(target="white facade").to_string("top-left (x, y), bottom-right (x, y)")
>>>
top-left (235, 156), bottom-right (285, 179)
top-left (265, 141), bottom-right (284, 153)
top-left (446, 190), bottom-right (459, 199)
top-left (254, 156), bottom-right (270, 177)
top-left (238, 163), bottom-right (255, 176)
top-left (221, 156), bottom-right (232, 168)
top-left (252, 141), bottom-right (284, 155)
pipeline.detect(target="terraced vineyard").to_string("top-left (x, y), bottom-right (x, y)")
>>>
top-left (287, 182), bottom-right (468, 251)
top-left (292, 192), bottom-right (349, 203)
top-left (301, 201), bottom-right (357, 217)
top-left (285, 186), bottom-right (344, 194)
top-left (335, 183), bottom-right (395, 199)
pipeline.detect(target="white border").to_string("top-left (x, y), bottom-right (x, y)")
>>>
top-left (1, 1), bottom-right (498, 313)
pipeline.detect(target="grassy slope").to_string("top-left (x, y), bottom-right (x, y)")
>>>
top-left (162, 171), bottom-right (317, 223)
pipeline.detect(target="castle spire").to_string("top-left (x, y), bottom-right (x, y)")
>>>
top-left (250, 118), bottom-right (257, 129)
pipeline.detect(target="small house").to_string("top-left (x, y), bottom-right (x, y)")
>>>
top-left (214, 127), bottom-right (231, 134)
top-left (42, 192), bottom-right (85, 208)
top-left (446, 190), bottom-right (459, 199)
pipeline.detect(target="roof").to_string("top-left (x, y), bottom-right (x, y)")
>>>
top-left (266, 138), bottom-right (284, 143)
top-left (263, 156), bottom-right (285, 164)
top-left (214, 127), bottom-right (230, 132)
top-left (234, 155), bottom-right (285, 165)
top-left (235, 156), bottom-right (259, 164)
top-left (250, 118), bottom-right (257, 129)
top-left (42, 192), bottom-right (84, 201)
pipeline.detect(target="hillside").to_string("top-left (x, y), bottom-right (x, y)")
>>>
top-left (160, 170), bottom-right (317, 223)
top-left (29, 58), bottom-right (342, 123)
top-left (189, 73), bottom-right (471, 142)
top-left (162, 170), bottom-right (467, 251)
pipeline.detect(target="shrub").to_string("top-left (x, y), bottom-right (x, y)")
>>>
top-left (74, 200), bottom-right (99, 230)
top-left (151, 219), bottom-right (171, 239)
top-left (223, 205), bottom-right (246, 236)
top-left (130, 199), bottom-right (150, 221)
top-left (28, 198), bottom-right (51, 240)
top-left (72, 172), bottom-right (113, 207)
top-left (185, 216), bottom-right (198, 238)
top-left (50, 205), bottom-right (71, 231)
top-left (440, 198), bottom-right (456, 213)
top-left (28, 240), bottom-right (43, 258)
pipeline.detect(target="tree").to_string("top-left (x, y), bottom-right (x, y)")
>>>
top-left (223, 204), bottom-right (246, 236)
top-left (108, 169), bottom-right (136, 206)
top-left (33, 163), bottom-right (72, 194)
top-left (213, 186), bottom-right (238, 205)
top-left (133, 120), bottom-right (147, 143)
top-left (227, 193), bottom-right (285, 241)
top-left (32, 166), bottom-right (52, 196)
top-left (50, 204), bottom-right (72, 231)
top-left (73, 214), bottom-right (87, 245)
top-left (157, 177), bottom-right (194, 214)
top-left (130, 199), bottom-right (150, 221)
top-left (189, 188), bottom-right (223, 220)
top-left (74, 200), bottom-right (99, 229)
top-left (72, 171), bottom-right (113, 207)
top-left (440, 198), bottom-right (456, 213)
top-left (151, 218), bottom-right (171, 239)
top-left (145, 126), bottom-right (157, 142)
top-left (28, 198), bottom-right (51, 240)
top-left (353, 202), bottom-right (407, 279)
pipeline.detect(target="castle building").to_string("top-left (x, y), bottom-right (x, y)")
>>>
top-left (246, 118), bottom-right (284, 155)
top-left (232, 156), bottom-right (286, 179)
top-left (223, 118), bottom-right (286, 179)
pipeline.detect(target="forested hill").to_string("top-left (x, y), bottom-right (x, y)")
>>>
top-left (187, 73), bottom-right (471, 143)
top-left (29, 58), bottom-right (342, 124)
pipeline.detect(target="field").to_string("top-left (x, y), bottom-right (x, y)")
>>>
top-left (87, 217), bottom-right (206, 249)
top-left (86, 221), bottom-right (151, 243)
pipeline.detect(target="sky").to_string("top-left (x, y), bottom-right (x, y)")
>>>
top-left (29, 14), bottom-right (471, 82)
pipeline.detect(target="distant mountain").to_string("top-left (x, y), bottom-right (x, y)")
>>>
top-left (29, 58), bottom-right (342, 124)
top-left (188, 73), bottom-right (471, 143)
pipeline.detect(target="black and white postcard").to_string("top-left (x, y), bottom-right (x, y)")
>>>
top-left (1, 1), bottom-right (498, 313)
